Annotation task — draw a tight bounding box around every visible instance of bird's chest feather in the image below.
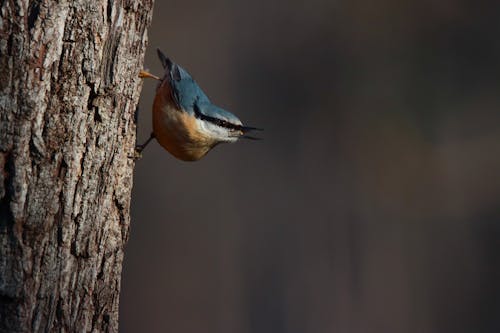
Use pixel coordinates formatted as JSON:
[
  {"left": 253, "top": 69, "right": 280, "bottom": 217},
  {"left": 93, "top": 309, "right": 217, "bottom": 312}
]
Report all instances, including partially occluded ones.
[{"left": 152, "top": 80, "right": 215, "bottom": 160}]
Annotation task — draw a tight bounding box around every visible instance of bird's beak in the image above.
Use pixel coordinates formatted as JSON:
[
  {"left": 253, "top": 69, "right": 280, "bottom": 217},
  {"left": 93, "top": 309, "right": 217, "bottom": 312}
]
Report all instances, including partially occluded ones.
[
  {"left": 241, "top": 125, "right": 263, "bottom": 132},
  {"left": 240, "top": 126, "right": 263, "bottom": 140},
  {"left": 241, "top": 135, "right": 261, "bottom": 140}
]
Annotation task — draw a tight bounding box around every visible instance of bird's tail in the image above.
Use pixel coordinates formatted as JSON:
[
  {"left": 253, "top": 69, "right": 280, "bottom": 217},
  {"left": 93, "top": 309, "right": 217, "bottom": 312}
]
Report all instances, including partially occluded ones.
[
  {"left": 157, "top": 49, "right": 173, "bottom": 70},
  {"left": 157, "top": 48, "right": 183, "bottom": 81}
]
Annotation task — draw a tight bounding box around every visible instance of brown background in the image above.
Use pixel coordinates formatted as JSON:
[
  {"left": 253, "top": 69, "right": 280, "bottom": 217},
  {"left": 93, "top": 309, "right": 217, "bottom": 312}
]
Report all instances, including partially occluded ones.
[{"left": 120, "top": 1, "right": 500, "bottom": 332}]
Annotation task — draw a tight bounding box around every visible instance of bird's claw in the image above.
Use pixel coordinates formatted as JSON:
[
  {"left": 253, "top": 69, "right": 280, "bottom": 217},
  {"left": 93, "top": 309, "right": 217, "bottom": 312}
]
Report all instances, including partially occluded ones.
[{"left": 128, "top": 147, "right": 144, "bottom": 161}]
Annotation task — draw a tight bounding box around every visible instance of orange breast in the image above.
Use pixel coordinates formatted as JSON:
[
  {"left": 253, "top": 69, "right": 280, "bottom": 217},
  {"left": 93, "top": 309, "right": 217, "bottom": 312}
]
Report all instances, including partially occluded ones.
[{"left": 152, "top": 80, "right": 216, "bottom": 161}]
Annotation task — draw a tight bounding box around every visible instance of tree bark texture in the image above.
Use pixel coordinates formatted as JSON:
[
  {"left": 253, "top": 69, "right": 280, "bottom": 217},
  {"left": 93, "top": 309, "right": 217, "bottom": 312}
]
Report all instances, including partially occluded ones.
[{"left": 0, "top": 0, "right": 153, "bottom": 331}]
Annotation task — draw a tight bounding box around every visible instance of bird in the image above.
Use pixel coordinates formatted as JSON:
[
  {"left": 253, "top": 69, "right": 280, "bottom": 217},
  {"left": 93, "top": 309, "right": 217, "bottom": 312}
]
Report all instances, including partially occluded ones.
[{"left": 136, "top": 49, "right": 260, "bottom": 161}]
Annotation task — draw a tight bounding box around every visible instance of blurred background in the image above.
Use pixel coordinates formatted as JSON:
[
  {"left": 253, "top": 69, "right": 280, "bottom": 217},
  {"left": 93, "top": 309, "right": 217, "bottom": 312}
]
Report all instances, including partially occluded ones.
[{"left": 120, "top": 1, "right": 500, "bottom": 332}]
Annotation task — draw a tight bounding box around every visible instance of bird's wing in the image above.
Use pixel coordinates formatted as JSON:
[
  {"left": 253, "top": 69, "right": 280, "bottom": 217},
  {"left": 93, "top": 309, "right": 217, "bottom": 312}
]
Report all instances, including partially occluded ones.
[
  {"left": 156, "top": 49, "right": 243, "bottom": 126},
  {"left": 156, "top": 49, "right": 211, "bottom": 114},
  {"left": 169, "top": 71, "right": 211, "bottom": 115}
]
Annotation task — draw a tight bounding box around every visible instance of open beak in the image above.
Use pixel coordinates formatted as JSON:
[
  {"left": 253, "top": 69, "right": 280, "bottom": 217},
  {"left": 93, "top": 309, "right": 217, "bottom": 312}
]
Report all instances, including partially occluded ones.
[
  {"left": 241, "top": 135, "right": 261, "bottom": 140},
  {"left": 240, "top": 125, "right": 263, "bottom": 140}
]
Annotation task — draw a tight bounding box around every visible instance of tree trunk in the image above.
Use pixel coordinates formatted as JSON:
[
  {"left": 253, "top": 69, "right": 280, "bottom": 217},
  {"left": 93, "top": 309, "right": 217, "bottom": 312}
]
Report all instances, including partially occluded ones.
[{"left": 0, "top": 0, "right": 153, "bottom": 331}]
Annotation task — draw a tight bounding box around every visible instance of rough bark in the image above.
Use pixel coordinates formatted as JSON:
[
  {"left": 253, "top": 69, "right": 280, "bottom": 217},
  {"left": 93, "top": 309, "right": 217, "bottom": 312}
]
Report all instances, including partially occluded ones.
[{"left": 0, "top": 0, "right": 153, "bottom": 331}]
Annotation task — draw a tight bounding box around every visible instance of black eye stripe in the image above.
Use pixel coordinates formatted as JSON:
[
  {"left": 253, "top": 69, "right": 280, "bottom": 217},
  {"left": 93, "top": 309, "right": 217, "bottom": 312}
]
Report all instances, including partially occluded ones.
[{"left": 193, "top": 104, "right": 241, "bottom": 131}]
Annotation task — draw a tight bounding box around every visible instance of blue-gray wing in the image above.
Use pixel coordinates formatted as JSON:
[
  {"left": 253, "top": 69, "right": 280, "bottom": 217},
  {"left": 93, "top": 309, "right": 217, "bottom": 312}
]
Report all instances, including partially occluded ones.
[
  {"left": 157, "top": 50, "right": 242, "bottom": 125},
  {"left": 169, "top": 65, "right": 211, "bottom": 115}
]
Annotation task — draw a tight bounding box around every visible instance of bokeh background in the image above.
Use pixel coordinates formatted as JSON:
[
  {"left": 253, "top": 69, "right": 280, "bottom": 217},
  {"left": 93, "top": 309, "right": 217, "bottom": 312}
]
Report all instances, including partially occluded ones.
[{"left": 120, "top": 1, "right": 500, "bottom": 332}]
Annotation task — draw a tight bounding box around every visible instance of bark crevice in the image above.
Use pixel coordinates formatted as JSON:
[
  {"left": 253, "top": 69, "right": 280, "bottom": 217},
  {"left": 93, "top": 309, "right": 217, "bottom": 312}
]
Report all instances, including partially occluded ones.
[{"left": 0, "top": 0, "right": 154, "bottom": 331}]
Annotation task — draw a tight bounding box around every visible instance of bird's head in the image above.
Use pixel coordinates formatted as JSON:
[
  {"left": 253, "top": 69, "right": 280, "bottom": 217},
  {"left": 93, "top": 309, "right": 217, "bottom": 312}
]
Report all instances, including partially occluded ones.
[{"left": 193, "top": 103, "right": 261, "bottom": 144}]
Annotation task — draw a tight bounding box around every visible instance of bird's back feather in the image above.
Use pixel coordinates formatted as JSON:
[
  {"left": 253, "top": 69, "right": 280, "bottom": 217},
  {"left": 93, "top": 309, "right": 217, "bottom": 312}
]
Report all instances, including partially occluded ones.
[{"left": 157, "top": 49, "right": 242, "bottom": 125}]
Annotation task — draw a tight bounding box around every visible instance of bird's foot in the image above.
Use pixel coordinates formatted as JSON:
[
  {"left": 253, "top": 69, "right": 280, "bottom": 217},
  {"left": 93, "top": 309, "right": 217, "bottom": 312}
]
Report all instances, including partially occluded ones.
[
  {"left": 129, "top": 140, "right": 149, "bottom": 160},
  {"left": 129, "top": 133, "right": 155, "bottom": 160},
  {"left": 128, "top": 147, "right": 144, "bottom": 161}
]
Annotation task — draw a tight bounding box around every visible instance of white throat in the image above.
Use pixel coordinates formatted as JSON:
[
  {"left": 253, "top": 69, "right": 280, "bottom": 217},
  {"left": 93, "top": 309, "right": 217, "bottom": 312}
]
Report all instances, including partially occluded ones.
[{"left": 196, "top": 118, "right": 238, "bottom": 143}]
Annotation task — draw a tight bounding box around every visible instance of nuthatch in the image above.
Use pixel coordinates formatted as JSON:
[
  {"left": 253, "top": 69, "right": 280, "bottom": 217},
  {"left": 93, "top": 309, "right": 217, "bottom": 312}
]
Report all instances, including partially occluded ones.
[{"left": 136, "top": 49, "right": 260, "bottom": 161}]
